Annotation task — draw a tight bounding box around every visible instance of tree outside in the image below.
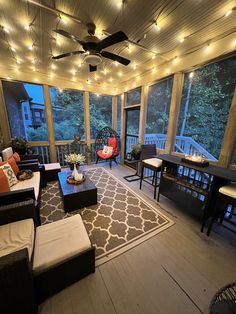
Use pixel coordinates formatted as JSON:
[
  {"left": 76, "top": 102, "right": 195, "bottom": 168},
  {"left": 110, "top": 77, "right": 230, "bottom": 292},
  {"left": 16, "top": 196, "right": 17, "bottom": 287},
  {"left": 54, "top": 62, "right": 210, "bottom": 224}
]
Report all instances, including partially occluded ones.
[
  {"left": 176, "top": 55, "right": 236, "bottom": 159},
  {"left": 89, "top": 94, "right": 112, "bottom": 139}
]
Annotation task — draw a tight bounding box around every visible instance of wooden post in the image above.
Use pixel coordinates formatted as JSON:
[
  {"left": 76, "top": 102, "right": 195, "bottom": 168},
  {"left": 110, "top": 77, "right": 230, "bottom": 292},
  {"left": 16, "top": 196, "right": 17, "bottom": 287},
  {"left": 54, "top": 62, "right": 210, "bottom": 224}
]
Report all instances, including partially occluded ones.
[
  {"left": 0, "top": 81, "right": 11, "bottom": 147},
  {"left": 120, "top": 93, "right": 126, "bottom": 164},
  {"left": 84, "top": 91, "right": 91, "bottom": 164},
  {"left": 218, "top": 86, "right": 236, "bottom": 167},
  {"left": 112, "top": 96, "right": 117, "bottom": 131},
  {"left": 138, "top": 85, "right": 148, "bottom": 144},
  {"left": 165, "top": 73, "right": 184, "bottom": 154},
  {"left": 43, "top": 85, "right": 57, "bottom": 162}
]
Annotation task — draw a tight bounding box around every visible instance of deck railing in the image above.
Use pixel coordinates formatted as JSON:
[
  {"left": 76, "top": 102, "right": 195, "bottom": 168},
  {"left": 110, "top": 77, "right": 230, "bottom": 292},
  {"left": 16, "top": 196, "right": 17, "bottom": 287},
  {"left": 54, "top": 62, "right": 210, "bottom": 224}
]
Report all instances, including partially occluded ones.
[{"left": 29, "top": 133, "right": 217, "bottom": 166}]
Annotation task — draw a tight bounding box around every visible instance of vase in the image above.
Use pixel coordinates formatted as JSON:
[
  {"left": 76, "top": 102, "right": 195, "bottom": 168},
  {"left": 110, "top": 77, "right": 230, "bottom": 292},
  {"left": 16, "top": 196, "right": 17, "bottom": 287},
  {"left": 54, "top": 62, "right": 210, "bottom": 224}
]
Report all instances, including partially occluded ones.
[{"left": 72, "top": 163, "right": 80, "bottom": 178}]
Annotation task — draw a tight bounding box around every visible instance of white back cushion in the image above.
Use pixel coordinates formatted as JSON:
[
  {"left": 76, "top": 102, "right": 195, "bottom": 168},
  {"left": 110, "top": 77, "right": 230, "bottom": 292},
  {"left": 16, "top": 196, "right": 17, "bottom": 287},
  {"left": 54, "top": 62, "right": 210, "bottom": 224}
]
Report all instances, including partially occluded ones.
[{"left": 2, "top": 147, "right": 13, "bottom": 161}]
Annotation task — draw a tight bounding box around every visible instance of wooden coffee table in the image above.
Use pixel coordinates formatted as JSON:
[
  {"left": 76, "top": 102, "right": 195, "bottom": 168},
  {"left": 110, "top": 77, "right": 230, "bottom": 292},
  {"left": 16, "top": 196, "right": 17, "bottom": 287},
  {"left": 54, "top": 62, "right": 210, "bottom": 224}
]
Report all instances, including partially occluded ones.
[{"left": 58, "top": 171, "right": 97, "bottom": 212}]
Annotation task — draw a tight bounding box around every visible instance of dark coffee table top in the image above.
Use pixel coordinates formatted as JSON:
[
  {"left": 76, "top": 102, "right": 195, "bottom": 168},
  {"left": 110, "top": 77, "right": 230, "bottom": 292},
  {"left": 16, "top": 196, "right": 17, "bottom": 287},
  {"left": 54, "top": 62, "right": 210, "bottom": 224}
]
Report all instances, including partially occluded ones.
[{"left": 58, "top": 171, "right": 97, "bottom": 196}]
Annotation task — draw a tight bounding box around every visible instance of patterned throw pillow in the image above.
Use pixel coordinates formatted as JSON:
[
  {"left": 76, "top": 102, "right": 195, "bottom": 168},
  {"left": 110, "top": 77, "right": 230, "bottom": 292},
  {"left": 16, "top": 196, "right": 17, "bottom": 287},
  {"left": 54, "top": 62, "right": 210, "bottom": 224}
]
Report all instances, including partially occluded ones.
[
  {"left": 102, "top": 146, "right": 113, "bottom": 155},
  {"left": 0, "top": 163, "right": 18, "bottom": 187}
]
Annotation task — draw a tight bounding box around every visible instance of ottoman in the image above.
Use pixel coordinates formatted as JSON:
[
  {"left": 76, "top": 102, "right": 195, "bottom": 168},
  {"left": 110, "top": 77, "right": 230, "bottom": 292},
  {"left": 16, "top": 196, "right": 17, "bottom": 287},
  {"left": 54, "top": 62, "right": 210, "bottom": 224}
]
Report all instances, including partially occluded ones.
[
  {"left": 43, "top": 163, "right": 61, "bottom": 182},
  {"left": 33, "top": 215, "right": 95, "bottom": 302}
]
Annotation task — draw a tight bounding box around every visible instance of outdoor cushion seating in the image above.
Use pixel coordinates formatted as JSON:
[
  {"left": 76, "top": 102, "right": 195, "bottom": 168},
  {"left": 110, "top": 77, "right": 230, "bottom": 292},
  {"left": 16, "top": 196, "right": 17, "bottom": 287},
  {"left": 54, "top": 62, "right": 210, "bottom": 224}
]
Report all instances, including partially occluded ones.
[
  {"left": 0, "top": 218, "right": 35, "bottom": 260},
  {"left": 10, "top": 171, "right": 40, "bottom": 200},
  {"left": 0, "top": 200, "right": 95, "bottom": 312},
  {"left": 95, "top": 126, "right": 120, "bottom": 169},
  {"left": 139, "top": 144, "right": 163, "bottom": 200}
]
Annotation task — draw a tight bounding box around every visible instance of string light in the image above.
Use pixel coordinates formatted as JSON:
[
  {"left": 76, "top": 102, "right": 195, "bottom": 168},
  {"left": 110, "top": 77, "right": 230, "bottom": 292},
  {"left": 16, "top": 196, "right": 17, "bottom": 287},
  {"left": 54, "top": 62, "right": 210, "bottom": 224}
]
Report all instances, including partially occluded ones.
[
  {"left": 24, "top": 24, "right": 31, "bottom": 31},
  {"left": 10, "top": 47, "right": 16, "bottom": 52},
  {"left": 114, "top": 61, "right": 119, "bottom": 67},
  {"left": 51, "top": 64, "right": 56, "bottom": 70},
  {"left": 152, "top": 67, "right": 157, "bottom": 73},
  {"left": 154, "top": 22, "right": 161, "bottom": 31},
  {"left": 173, "top": 56, "right": 179, "bottom": 64},
  {"left": 152, "top": 55, "right": 156, "bottom": 60},
  {"left": 118, "top": 71, "right": 123, "bottom": 77},
  {"left": 179, "top": 37, "right": 185, "bottom": 43},
  {"left": 2, "top": 26, "right": 10, "bottom": 33},
  {"left": 133, "top": 63, "right": 137, "bottom": 70},
  {"left": 109, "top": 77, "right": 113, "bottom": 82},
  {"left": 189, "top": 72, "right": 194, "bottom": 78},
  {"left": 225, "top": 10, "right": 232, "bottom": 17}
]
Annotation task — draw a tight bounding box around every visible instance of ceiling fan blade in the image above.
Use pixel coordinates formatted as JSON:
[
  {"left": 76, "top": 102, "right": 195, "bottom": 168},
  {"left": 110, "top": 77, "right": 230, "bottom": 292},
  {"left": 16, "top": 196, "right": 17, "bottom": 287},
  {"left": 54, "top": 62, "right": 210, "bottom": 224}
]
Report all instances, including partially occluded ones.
[
  {"left": 89, "top": 65, "right": 97, "bottom": 72},
  {"left": 101, "top": 51, "right": 130, "bottom": 66},
  {"left": 52, "top": 51, "right": 84, "bottom": 60},
  {"left": 53, "top": 29, "right": 84, "bottom": 45},
  {"left": 96, "top": 31, "right": 128, "bottom": 51}
]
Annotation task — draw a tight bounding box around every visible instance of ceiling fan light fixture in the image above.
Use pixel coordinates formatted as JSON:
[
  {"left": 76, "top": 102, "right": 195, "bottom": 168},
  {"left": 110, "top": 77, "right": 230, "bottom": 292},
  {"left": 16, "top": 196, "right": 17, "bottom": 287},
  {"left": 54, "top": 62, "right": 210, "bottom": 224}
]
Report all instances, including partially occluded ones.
[{"left": 84, "top": 53, "right": 102, "bottom": 66}]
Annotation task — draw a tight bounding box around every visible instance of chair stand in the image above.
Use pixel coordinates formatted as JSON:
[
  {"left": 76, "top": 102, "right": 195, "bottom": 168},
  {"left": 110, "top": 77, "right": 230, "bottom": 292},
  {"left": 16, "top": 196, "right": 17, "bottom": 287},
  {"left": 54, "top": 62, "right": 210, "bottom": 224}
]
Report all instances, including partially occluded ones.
[{"left": 206, "top": 191, "right": 236, "bottom": 236}]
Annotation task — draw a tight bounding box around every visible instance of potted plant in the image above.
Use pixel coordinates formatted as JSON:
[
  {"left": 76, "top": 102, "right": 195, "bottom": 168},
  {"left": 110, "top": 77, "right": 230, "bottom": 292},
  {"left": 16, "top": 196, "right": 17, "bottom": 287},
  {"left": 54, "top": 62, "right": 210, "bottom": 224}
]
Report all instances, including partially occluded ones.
[
  {"left": 131, "top": 143, "right": 141, "bottom": 160},
  {"left": 10, "top": 137, "right": 29, "bottom": 155}
]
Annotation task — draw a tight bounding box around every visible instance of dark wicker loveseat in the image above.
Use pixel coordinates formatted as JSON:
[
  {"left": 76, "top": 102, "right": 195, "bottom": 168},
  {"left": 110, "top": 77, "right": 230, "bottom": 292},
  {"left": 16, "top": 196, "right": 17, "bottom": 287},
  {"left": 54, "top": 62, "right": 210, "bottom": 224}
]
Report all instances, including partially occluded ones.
[{"left": 0, "top": 200, "right": 95, "bottom": 314}]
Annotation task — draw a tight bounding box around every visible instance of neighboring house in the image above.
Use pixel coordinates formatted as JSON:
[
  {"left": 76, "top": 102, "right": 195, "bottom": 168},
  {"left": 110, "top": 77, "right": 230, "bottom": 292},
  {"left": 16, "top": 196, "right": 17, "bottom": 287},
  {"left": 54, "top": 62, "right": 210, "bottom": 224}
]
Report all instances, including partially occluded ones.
[{"left": 2, "top": 81, "right": 46, "bottom": 139}]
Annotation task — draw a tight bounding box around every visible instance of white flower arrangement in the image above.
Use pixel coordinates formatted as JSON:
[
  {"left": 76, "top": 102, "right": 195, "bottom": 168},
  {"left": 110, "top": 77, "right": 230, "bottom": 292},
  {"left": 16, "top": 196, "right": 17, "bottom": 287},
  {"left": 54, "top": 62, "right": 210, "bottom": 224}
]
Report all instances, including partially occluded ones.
[{"left": 64, "top": 153, "right": 85, "bottom": 164}]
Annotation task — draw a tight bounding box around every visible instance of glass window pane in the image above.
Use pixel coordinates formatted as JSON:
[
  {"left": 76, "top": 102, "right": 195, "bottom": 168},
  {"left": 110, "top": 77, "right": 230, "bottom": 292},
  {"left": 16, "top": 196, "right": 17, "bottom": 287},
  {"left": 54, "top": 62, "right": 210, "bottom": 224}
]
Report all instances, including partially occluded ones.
[
  {"left": 145, "top": 77, "right": 173, "bottom": 149},
  {"left": 2, "top": 81, "right": 48, "bottom": 141},
  {"left": 90, "top": 93, "right": 112, "bottom": 139},
  {"left": 50, "top": 88, "right": 84, "bottom": 141},
  {"left": 125, "top": 108, "right": 140, "bottom": 155},
  {"left": 175, "top": 55, "right": 236, "bottom": 160},
  {"left": 117, "top": 95, "right": 121, "bottom": 135},
  {"left": 126, "top": 87, "right": 141, "bottom": 106}
]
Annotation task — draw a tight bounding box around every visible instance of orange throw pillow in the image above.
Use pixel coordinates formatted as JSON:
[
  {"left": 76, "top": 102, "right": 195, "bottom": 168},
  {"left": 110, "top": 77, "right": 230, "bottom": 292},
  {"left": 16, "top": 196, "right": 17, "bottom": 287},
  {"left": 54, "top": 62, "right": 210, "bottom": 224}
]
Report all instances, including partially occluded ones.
[
  {"left": 0, "top": 169, "right": 10, "bottom": 192},
  {"left": 0, "top": 157, "right": 19, "bottom": 175},
  {"left": 13, "top": 152, "right": 21, "bottom": 162}
]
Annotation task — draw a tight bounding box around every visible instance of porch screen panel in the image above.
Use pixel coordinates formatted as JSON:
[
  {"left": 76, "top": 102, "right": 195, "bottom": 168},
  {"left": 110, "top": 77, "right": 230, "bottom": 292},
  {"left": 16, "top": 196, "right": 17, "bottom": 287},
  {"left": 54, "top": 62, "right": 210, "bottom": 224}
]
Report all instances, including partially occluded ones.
[
  {"left": 2, "top": 80, "right": 48, "bottom": 141},
  {"left": 50, "top": 88, "right": 84, "bottom": 140},
  {"left": 145, "top": 77, "right": 173, "bottom": 149},
  {"left": 126, "top": 87, "right": 141, "bottom": 106},
  {"left": 175, "top": 55, "right": 236, "bottom": 160},
  {"left": 89, "top": 93, "right": 112, "bottom": 139},
  {"left": 117, "top": 95, "right": 122, "bottom": 135}
]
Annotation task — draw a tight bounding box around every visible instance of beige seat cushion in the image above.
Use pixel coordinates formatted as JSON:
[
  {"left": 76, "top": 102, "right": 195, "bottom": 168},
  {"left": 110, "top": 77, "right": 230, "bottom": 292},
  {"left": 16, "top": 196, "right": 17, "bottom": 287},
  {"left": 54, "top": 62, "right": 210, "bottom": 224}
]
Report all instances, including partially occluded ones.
[
  {"left": 33, "top": 214, "right": 91, "bottom": 274},
  {"left": 10, "top": 171, "right": 40, "bottom": 200},
  {"left": 219, "top": 183, "right": 236, "bottom": 199},
  {"left": 0, "top": 219, "right": 34, "bottom": 260},
  {"left": 44, "top": 163, "right": 61, "bottom": 171},
  {"left": 143, "top": 158, "right": 162, "bottom": 168}
]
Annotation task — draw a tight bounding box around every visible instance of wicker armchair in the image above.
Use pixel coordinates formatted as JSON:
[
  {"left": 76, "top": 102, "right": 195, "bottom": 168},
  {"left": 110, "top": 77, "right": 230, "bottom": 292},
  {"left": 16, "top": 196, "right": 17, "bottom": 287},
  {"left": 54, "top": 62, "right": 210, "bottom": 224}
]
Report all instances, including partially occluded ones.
[{"left": 95, "top": 126, "right": 120, "bottom": 169}]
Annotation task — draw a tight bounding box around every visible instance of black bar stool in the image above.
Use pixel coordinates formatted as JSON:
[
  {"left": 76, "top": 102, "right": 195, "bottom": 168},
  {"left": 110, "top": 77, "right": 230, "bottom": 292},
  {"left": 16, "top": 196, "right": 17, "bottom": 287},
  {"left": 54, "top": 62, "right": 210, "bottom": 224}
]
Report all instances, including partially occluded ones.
[
  {"left": 139, "top": 144, "right": 162, "bottom": 199},
  {"left": 207, "top": 182, "right": 236, "bottom": 236}
]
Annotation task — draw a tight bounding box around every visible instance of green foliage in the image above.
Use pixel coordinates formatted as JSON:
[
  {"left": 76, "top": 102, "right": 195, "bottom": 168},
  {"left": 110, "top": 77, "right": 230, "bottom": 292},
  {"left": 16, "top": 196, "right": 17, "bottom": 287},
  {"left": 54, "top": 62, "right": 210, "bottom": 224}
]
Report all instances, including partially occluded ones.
[
  {"left": 177, "top": 57, "right": 236, "bottom": 159},
  {"left": 89, "top": 94, "right": 112, "bottom": 139},
  {"left": 146, "top": 78, "right": 173, "bottom": 134},
  {"left": 51, "top": 89, "right": 84, "bottom": 141}
]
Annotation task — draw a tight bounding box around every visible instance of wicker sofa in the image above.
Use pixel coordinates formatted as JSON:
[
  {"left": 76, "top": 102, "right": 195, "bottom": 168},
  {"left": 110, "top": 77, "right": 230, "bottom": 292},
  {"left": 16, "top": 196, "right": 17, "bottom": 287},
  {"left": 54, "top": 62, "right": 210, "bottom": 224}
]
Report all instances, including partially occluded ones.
[{"left": 0, "top": 200, "right": 95, "bottom": 314}]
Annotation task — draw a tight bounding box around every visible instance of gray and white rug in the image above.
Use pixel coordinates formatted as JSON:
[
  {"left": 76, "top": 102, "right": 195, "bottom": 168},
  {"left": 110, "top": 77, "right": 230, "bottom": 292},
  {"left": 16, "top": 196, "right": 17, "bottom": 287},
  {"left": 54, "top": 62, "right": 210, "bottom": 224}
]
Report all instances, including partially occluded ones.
[{"left": 40, "top": 167, "right": 174, "bottom": 265}]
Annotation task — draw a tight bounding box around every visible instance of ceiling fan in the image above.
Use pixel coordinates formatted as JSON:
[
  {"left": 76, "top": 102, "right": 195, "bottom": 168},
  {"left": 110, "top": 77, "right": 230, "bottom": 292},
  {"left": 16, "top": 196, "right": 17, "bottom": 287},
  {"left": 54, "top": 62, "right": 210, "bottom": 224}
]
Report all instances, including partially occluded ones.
[{"left": 52, "top": 23, "right": 131, "bottom": 72}]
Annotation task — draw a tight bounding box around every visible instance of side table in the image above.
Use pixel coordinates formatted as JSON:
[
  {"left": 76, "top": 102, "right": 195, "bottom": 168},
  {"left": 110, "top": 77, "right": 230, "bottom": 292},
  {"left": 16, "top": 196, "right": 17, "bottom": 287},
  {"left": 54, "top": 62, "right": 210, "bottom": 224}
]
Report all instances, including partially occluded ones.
[{"left": 124, "top": 159, "right": 141, "bottom": 182}]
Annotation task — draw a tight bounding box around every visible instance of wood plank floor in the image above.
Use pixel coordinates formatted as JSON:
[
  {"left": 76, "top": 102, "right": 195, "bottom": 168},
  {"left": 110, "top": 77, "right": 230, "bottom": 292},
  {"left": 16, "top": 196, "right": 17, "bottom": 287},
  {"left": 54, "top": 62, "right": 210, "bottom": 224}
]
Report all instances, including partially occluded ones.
[{"left": 40, "top": 163, "right": 236, "bottom": 314}]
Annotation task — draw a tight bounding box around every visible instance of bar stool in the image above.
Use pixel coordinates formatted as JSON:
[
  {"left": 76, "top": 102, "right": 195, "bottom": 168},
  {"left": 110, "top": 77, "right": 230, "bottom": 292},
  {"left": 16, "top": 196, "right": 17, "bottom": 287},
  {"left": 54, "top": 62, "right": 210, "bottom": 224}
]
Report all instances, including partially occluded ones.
[
  {"left": 139, "top": 144, "right": 162, "bottom": 199},
  {"left": 207, "top": 182, "right": 236, "bottom": 236}
]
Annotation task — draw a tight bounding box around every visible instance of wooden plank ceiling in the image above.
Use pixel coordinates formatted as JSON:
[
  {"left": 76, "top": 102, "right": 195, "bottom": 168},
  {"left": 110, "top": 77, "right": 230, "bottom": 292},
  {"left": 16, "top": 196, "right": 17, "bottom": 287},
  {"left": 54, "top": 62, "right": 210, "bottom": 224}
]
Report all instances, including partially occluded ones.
[{"left": 0, "top": 0, "right": 235, "bottom": 89}]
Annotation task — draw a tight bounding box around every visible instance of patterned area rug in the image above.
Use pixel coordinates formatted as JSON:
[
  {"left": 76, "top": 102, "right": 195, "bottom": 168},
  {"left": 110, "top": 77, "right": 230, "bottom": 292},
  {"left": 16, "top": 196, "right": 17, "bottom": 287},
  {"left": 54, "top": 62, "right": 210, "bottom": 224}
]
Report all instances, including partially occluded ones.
[{"left": 40, "top": 167, "right": 174, "bottom": 265}]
